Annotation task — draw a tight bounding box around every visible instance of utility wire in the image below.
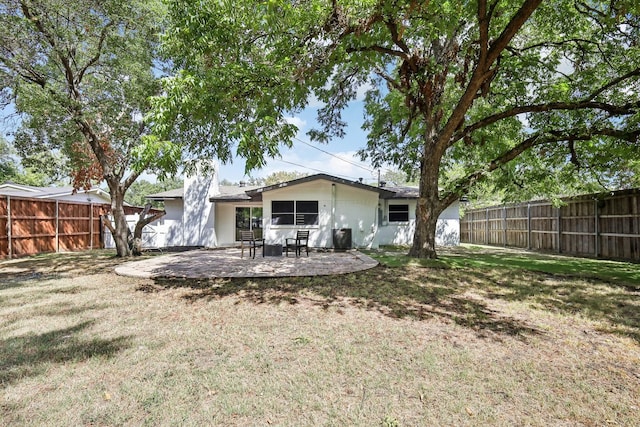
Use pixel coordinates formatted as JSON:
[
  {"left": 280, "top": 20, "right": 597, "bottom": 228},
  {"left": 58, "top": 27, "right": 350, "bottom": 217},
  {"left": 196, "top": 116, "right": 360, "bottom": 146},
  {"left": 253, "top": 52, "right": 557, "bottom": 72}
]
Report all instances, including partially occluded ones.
[
  {"left": 293, "top": 137, "right": 375, "bottom": 173},
  {"left": 273, "top": 158, "right": 369, "bottom": 181}
]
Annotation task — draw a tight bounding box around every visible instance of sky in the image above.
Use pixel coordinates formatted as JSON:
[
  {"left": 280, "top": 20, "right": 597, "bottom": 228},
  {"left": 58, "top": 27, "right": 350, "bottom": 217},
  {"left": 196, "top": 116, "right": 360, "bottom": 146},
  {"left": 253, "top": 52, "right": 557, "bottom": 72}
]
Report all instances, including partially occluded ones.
[{"left": 217, "top": 99, "right": 385, "bottom": 186}]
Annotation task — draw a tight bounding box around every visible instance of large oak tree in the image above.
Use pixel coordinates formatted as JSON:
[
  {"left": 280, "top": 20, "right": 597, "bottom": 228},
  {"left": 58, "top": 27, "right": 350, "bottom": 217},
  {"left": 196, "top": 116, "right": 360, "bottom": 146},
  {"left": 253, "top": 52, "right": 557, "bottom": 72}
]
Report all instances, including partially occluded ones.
[
  {"left": 0, "top": 0, "right": 173, "bottom": 256},
  {"left": 155, "top": 0, "right": 639, "bottom": 258}
]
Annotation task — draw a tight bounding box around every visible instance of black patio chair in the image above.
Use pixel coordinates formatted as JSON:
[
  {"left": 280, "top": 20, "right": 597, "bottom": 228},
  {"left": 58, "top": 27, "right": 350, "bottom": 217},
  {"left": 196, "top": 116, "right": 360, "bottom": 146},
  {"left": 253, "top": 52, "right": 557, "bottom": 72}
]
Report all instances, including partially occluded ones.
[
  {"left": 285, "top": 230, "right": 310, "bottom": 257},
  {"left": 240, "top": 230, "right": 264, "bottom": 258}
]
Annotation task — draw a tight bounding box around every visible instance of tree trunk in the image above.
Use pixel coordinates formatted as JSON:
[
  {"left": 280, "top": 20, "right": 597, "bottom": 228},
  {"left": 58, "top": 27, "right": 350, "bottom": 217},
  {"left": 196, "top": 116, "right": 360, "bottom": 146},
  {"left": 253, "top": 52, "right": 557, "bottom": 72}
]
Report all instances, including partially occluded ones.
[
  {"left": 132, "top": 204, "right": 166, "bottom": 255},
  {"left": 409, "top": 137, "right": 446, "bottom": 259},
  {"left": 109, "top": 185, "right": 132, "bottom": 257},
  {"left": 409, "top": 203, "right": 439, "bottom": 258},
  {"left": 409, "top": 183, "right": 444, "bottom": 258}
]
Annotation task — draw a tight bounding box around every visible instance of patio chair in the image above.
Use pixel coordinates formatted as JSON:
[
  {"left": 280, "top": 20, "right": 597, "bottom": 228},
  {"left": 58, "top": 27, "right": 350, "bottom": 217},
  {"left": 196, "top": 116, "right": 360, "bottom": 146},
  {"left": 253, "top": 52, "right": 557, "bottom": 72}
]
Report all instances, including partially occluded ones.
[
  {"left": 285, "top": 230, "right": 310, "bottom": 257},
  {"left": 240, "top": 230, "right": 265, "bottom": 258}
]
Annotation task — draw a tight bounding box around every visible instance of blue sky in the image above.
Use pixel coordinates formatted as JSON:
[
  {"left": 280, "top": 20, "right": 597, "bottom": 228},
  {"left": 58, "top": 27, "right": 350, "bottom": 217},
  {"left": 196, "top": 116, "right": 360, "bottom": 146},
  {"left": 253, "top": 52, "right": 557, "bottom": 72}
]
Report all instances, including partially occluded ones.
[{"left": 217, "top": 98, "right": 385, "bottom": 185}]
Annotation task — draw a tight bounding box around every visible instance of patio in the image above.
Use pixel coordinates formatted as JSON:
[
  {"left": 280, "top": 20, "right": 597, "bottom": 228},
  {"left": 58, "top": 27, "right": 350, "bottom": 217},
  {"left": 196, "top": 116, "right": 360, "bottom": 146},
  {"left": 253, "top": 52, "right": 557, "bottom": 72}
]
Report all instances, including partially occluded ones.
[{"left": 114, "top": 248, "right": 379, "bottom": 279}]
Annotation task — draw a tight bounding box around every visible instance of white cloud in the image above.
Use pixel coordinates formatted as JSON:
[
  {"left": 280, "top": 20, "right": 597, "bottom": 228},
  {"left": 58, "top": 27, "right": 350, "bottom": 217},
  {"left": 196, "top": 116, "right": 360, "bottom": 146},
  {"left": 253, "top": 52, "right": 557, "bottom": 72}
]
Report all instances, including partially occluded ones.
[
  {"left": 283, "top": 116, "right": 306, "bottom": 130},
  {"left": 261, "top": 149, "right": 377, "bottom": 183}
]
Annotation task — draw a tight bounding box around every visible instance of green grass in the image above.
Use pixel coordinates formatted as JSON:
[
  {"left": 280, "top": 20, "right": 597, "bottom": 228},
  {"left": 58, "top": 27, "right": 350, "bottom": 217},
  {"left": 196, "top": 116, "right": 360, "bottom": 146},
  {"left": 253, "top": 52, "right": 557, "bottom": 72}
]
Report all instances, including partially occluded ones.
[
  {"left": 368, "top": 244, "right": 640, "bottom": 287},
  {"left": 1, "top": 247, "right": 639, "bottom": 426}
]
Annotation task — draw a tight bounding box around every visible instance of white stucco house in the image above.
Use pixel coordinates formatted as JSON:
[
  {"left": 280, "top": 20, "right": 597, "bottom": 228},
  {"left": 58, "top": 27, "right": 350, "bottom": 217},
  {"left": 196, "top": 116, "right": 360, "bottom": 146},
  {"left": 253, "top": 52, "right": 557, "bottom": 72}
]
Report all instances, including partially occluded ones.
[{"left": 145, "top": 169, "right": 460, "bottom": 250}]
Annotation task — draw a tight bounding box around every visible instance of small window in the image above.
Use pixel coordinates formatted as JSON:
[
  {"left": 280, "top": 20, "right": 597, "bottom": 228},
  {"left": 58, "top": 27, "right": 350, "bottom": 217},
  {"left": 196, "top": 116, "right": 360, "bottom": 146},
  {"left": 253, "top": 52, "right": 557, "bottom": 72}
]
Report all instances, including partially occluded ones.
[
  {"left": 272, "top": 200, "right": 294, "bottom": 225},
  {"left": 389, "top": 204, "right": 409, "bottom": 222},
  {"left": 296, "top": 201, "right": 318, "bottom": 225}
]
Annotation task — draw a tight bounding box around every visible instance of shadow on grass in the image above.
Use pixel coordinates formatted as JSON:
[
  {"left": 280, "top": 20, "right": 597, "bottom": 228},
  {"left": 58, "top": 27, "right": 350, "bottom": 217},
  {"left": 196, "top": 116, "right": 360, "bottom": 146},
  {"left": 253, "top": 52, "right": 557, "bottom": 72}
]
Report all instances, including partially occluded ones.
[
  {"left": 483, "top": 272, "right": 640, "bottom": 342},
  {"left": 371, "top": 248, "right": 640, "bottom": 342},
  {"left": 0, "top": 321, "right": 131, "bottom": 387},
  {"left": 0, "top": 249, "right": 164, "bottom": 280},
  {"left": 143, "top": 265, "right": 541, "bottom": 340}
]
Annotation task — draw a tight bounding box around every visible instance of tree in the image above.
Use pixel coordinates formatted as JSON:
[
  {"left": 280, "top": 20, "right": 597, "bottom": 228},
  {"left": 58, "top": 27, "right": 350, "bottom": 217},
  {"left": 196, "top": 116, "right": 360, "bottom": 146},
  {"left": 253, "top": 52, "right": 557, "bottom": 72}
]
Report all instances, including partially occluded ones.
[
  {"left": 0, "top": 0, "right": 174, "bottom": 256},
  {"left": 263, "top": 171, "right": 309, "bottom": 186},
  {"left": 126, "top": 177, "right": 183, "bottom": 208},
  {"left": 381, "top": 169, "right": 418, "bottom": 186},
  {"left": 0, "top": 136, "right": 18, "bottom": 182},
  {"left": 156, "top": 0, "right": 639, "bottom": 258},
  {"left": 0, "top": 136, "right": 61, "bottom": 185}
]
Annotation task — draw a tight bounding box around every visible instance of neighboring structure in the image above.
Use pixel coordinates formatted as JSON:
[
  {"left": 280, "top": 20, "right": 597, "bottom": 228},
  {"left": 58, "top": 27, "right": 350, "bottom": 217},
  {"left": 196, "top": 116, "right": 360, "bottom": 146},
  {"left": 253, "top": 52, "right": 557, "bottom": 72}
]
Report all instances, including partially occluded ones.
[
  {"left": 0, "top": 182, "right": 112, "bottom": 204},
  {"left": 146, "top": 170, "right": 460, "bottom": 249},
  {"left": 0, "top": 182, "right": 153, "bottom": 250}
]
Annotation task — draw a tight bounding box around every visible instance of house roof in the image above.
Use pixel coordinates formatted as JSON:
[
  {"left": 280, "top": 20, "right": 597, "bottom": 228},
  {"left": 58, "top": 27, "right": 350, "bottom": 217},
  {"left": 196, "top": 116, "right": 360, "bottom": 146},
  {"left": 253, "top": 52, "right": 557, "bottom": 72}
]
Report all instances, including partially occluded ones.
[
  {"left": 147, "top": 174, "right": 420, "bottom": 203},
  {"left": 384, "top": 186, "right": 419, "bottom": 199},
  {"left": 243, "top": 173, "right": 396, "bottom": 199},
  {"left": 148, "top": 184, "right": 261, "bottom": 201},
  {"left": 0, "top": 182, "right": 111, "bottom": 202},
  {"left": 145, "top": 188, "right": 184, "bottom": 200}
]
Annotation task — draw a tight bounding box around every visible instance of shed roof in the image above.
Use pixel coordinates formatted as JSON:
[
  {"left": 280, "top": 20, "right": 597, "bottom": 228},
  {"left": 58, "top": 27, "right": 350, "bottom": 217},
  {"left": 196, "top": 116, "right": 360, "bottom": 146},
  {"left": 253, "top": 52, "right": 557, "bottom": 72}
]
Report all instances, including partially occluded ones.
[{"left": 0, "top": 182, "right": 111, "bottom": 201}]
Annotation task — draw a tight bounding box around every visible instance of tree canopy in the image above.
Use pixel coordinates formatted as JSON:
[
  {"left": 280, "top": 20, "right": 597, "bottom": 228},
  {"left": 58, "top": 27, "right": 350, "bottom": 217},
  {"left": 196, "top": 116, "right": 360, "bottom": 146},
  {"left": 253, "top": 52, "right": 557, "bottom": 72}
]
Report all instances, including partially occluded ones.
[
  {"left": 0, "top": 0, "right": 173, "bottom": 256},
  {"left": 151, "top": 0, "right": 640, "bottom": 257}
]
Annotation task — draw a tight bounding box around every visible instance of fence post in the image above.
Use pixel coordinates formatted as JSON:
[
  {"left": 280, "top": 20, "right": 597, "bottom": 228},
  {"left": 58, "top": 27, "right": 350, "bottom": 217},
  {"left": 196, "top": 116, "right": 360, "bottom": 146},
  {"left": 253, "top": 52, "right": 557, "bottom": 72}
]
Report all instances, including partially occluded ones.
[
  {"left": 56, "top": 200, "right": 60, "bottom": 253},
  {"left": 594, "top": 199, "right": 600, "bottom": 258},
  {"left": 90, "top": 203, "right": 94, "bottom": 250},
  {"left": 503, "top": 206, "right": 507, "bottom": 247},
  {"left": 7, "top": 196, "right": 11, "bottom": 259},
  {"left": 485, "top": 208, "right": 489, "bottom": 245},
  {"left": 557, "top": 205, "right": 562, "bottom": 254},
  {"left": 527, "top": 203, "right": 531, "bottom": 250}
]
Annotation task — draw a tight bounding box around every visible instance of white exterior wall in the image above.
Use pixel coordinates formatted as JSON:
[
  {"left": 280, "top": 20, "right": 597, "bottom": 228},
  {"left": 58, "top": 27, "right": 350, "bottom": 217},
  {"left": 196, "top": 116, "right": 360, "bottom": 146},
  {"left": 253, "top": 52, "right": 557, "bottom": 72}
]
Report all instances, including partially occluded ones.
[
  {"left": 374, "top": 199, "right": 460, "bottom": 247},
  {"left": 214, "top": 201, "right": 262, "bottom": 246},
  {"left": 182, "top": 163, "right": 219, "bottom": 247},
  {"left": 333, "top": 184, "right": 379, "bottom": 248},
  {"left": 262, "top": 180, "right": 380, "bottom": 248},
  {"left": 158, "top": 199, "right": 185, "bottom": 247}
]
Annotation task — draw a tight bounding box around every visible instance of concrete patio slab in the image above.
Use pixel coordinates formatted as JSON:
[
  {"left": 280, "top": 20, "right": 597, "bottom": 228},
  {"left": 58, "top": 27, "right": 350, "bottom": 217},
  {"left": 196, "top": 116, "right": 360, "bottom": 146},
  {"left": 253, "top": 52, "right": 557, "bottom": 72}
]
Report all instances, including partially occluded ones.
[{"left": 114, "top": 248, "right": 379, "bottom": 279}]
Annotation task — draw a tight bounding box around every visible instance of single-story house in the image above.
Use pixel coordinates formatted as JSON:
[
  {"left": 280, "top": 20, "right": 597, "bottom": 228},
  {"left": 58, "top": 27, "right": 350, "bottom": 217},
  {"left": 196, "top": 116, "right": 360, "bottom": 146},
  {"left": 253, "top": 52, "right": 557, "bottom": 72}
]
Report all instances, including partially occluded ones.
[{"left": 146, "top": 168, "right": 459, "bottom": 249}]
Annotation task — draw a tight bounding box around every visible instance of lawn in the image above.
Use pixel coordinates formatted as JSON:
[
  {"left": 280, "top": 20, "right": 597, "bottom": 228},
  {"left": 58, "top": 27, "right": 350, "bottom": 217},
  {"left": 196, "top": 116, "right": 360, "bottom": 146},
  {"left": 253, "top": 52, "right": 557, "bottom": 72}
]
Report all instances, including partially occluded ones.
[{"left": 1, "top": 246, "right": 638, "bottom": 426}]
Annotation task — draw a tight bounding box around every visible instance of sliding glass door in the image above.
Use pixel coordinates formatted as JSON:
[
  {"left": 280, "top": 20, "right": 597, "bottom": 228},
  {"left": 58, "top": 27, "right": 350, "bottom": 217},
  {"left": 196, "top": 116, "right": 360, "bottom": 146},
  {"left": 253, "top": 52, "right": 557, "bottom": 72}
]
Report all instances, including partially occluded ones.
[{"left": 235, "top": 207, "right": 263, "bottom": 241}]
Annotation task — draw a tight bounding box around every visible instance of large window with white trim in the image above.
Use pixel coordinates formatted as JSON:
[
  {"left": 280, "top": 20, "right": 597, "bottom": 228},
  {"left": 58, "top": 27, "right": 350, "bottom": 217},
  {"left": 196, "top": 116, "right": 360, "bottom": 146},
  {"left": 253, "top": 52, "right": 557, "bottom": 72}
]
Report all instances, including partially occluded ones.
[
  {"left": 271, "top": 200, "right": 318, "bottom": 225},
  {"left": 388, "top": 204, "right": 409, "bottom": 222}
]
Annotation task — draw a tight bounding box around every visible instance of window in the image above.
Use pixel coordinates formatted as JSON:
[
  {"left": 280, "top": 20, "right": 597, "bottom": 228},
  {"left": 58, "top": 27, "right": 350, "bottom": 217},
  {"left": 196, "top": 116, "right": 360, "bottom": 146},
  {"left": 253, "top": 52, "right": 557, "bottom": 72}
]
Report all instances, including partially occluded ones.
[
  {"left": 271, "top": 200, "right": 319, "bottom": 225},
  {"left": 389, "top": 204, "right": 409, "bottom": 222},
  {"left": 295, "top": 201, "right": 319, "bottom": 225},
  {"left": 271, "top": 201, "right": 294, "bottom": 225}
]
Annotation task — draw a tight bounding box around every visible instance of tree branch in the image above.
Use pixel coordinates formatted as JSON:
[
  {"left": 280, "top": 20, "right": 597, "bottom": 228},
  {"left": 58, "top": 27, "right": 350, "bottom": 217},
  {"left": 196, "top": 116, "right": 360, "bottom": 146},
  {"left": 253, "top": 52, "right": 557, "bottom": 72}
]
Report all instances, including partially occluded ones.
[
  {"left": 441, "top": 126, "right": 640, "bottom": 206},
  {"left": 585, "top": 68, "right": 640, "bottom": 101},
  {"left": 384, "top": 17, "right": 410, "bottom": 55},
  {"left": 486, "top": 0, "right": 544, "bottom": 65},
  {"left": 454, "top": 100, "right": 640, "bottom": 143},
  {"left": 76, "top": 21, "right": 114, "bottom": 85},
  {"left": 346, "top": 44, "right": 408, "bottom": 59},
  {"left": 438, "top": 0, "right": 543, "bottom": 150}
]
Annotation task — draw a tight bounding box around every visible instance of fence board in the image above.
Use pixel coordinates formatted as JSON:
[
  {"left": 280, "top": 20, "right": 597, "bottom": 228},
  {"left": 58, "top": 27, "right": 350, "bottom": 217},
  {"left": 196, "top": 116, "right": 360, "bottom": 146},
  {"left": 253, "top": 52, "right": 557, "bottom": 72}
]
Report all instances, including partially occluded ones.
[
  {"left": 0, "top": 195, "right": 112, "bottom": 259},
  {"left": 460, "top": 188, "right": 640, "bottom": 262}
]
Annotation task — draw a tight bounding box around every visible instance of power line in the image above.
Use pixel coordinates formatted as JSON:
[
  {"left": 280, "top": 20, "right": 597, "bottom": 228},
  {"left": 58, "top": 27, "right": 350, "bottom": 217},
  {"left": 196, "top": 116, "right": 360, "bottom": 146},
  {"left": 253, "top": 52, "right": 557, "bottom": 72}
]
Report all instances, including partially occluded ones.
[
  {"left": 293, "top": 137, "right": 375, "bottom": 173},
  {"left": 273, "top": 158, "right": 366, "bottom": 181}
]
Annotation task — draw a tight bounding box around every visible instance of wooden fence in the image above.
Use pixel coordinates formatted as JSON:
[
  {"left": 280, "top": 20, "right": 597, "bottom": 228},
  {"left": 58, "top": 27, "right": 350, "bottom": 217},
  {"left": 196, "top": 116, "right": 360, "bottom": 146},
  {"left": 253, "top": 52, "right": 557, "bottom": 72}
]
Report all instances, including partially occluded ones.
[
  {"left": 460, "top": 188, "right": 640, "bottom": 262},
  {"left": 0, "top": 195, "right": 111, "bottom": 259}
]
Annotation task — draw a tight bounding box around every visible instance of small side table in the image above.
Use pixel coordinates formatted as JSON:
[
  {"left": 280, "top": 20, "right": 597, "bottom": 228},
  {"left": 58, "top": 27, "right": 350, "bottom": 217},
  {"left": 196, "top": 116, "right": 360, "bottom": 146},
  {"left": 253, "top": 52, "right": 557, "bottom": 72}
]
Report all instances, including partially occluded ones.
[{"left": 264, "top": 243, "right": 283, "bottom": 257}]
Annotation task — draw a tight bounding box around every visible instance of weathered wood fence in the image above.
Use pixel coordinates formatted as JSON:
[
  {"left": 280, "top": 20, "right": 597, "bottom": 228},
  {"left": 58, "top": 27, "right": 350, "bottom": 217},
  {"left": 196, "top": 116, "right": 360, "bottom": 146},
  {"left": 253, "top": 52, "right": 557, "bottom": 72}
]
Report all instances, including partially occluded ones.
[
  {"left": 460, "top": 188, "right": 640, "bottom": 262},
  {"left": 0, "top": 196, "right": 111, "bottom": 259}
]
